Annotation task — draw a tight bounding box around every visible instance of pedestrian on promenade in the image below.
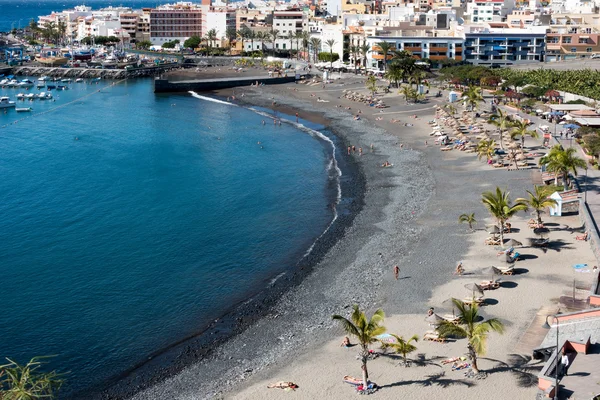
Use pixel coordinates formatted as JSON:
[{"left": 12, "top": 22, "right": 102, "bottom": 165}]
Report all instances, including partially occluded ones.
[{"left": 393, "top": 265, "right": 399, "bottom": 280}]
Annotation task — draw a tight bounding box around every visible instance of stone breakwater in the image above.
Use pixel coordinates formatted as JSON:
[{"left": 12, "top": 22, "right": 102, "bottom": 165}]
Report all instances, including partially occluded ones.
[{"left": 12, "top": 64, "right": 181, "bottom": 79}]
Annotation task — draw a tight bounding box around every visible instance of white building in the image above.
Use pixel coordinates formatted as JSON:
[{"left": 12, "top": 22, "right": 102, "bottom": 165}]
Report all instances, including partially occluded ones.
[
  {"left": 465, "top": 0, "right": 516, "bottom": 23},
  {"left": 319, "top": 23, "right": 344, "bottom": 59},
  {"left": 272, "top": 11, "right": 306, "bottom": 51},
  {"left": 327, "top": 0, "right": 343, "bottom": 17},
  {"left": 550, "top": 0, "right": 598, "bottom": 14},
  {"left": 204, "top": 9, "right": 237, "bottom": 41}
]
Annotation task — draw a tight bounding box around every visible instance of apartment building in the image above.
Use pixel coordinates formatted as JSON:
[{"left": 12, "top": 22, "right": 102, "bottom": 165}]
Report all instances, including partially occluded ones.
[
  {"left": 149, "top": 5, "right": 203, "bottom": 44},
  {"left": 464, "top": 0, "right": 515, "bottom": 23},
  {"left": 545, "top": 14, "right": 600, "bottom": 61},
  {"left": 462, "top": 25, "right": 546, "bottom": 65},
  {"left": 366, "top": 29, "right": 464, "bottom": 68},
  {"left": 204, "top": 9, "right": 236, "bottom": 40},
  {"left": 273, "top": 11, "right": 306, "bottom": 50}
]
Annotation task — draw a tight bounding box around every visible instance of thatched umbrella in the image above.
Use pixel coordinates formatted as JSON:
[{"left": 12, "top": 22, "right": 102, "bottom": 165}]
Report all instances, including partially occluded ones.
[
  {"left": 483, "top": 266, "right": 502, "bottom": 281},
  {"left": 465, "top": 283, "right": 484, "bottom": 297},
  {"left": 425, "top": 313, "right": 445, "bottom": 326}
]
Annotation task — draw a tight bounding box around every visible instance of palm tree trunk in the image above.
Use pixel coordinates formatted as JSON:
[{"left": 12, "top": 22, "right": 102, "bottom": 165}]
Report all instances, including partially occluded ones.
[
  {"left": 468, "top": 343, "right": 479, "bottom": 373},
  {"left": 564, "top": 172, "right": 569, "bottom": 190},
  {"left": 361, "top": 345, "right": 369, "bottom": 388},
  {"left": 536, "top": 210, "right": 542, "bottom": 225},
  {"left": 499, "top": 220, "right": 505, "bottom": 248}
]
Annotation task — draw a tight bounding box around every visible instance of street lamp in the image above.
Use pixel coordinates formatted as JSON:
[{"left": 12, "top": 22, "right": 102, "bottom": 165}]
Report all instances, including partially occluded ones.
[
  {"left": 542, "top": 315, "right": 560, "bottom": 400},
  {"left": 585, "top": 167, "right": 588, "bottom": 203}
]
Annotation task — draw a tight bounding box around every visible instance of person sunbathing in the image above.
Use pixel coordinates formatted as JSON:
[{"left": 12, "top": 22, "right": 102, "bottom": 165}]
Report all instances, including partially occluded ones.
[
  {"left": 267, "top": 381, "right": 299, "bottom": 389},
  {"left": 341, "top": 336, "right": 351, "bottom": 347},
  {"left": 576, "top": 232, "right": 589, "bottom": 241},
  {"left": 453, "top": 262, "right": 464, "bottom": 275}
]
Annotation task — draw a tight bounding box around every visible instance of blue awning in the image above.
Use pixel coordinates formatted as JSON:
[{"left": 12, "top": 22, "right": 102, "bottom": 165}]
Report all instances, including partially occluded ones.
[
  {"left": 7, "top": 75, "right": 14, "bottom": 79},
  {"left": 493, "top": 45, "right": 504, "bottom": 50}
]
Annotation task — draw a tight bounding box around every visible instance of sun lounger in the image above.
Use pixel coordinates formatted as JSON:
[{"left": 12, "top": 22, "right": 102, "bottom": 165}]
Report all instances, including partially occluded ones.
[
  {"left": 480, "top": 280, "right": 500, "bottom": 290},
  {"left": 423, "top": 332, "right": 446, "bottom": 342},
  {"left": 500, "top": 266, "right": 514, "bottom": 275},
  {"left": 462, "top": 297, "right": 484, "bottom": 306}
]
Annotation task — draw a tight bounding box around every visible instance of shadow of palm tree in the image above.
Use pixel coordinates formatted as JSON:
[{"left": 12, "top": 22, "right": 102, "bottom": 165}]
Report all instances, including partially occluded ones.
[
  {"left": 480, "top": 354, "right": 544, "bottom": 388},
  {"left": 410, "top": 353, "right": 446, "bottom": 368},
  {"left": 378, "top": 371, "right": 477, "bottom": 389}
]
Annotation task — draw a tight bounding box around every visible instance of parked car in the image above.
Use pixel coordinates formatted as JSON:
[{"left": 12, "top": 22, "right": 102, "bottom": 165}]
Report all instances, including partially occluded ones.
[{"left": 592, "top": 53, "right": 600, "bottom": 59}]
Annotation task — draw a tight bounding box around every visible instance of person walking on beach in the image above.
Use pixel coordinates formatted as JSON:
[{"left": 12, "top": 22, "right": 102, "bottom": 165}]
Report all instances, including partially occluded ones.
[
  {"left": 296, "top": 112, "right": 299, "bottom": 123},
  {"left": 393, "top": 265, "right": 399, "bottom": 280},
  {"left": 359, "top": 147, "right": 363, "bottom": 156},
  {"left": 348, "top": 146, "right": 351, "bottom": 155}
]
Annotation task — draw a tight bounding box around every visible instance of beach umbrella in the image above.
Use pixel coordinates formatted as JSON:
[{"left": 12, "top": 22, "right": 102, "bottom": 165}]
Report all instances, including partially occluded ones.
[
  {"left": 464, "top": 283, "right": 484, "bottom": 296},
  {"left": 376, "top": 333, "right": 398, "bottom": 344},
  {"left": 483, "top": 266, "right": 502, "bottom": 281},
  {"left": 563, "top": 123, "right": 580, "bottom": 130},
  {"left": 425, "top": 313, "right": 445, "bottom": 325},
  {"left": 549, "top": 111, "right": 564, "bottom": 116},
  {"left": 536, "top": 109, "right": 544, "bottom": 114}
]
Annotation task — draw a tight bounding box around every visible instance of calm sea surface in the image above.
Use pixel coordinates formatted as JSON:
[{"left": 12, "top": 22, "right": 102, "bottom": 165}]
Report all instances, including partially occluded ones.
[
  {"left": 0, "top": 0, "right": 170, "bottom": 32},
  {"left": 0, "top": 77, "right": 336, "bottom": 393}
]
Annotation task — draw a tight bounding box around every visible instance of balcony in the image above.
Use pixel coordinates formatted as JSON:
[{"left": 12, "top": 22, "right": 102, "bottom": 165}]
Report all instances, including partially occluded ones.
[
  {"left": 430, "top": 46, "right": 448, "bottom": 52},
  {"left": 429, "top": 55, "right": 448, "bottom": 60},
  {"left": 372, "top": 54, "right": 393, "bottom": 60},
  {"left": 404, "top": 46, "right": 421, "bottom": 51}
]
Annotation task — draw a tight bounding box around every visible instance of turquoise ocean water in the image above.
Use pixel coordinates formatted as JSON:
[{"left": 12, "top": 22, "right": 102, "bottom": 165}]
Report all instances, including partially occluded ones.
[{"left": 0, "top": 78, "right": 337, "bottom": 394}]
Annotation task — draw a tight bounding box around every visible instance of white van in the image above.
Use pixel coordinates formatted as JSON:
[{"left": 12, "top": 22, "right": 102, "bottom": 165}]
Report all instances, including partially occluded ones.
[{"left": 591, "top": 53, "right": 600, "bottom": 59}]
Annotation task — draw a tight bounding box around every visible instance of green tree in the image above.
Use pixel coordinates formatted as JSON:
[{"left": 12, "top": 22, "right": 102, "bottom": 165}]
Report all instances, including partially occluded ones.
[
  {"left": 385, "top": 334, "right": 419, "bottom": 367},
  {"left": 458, "top": 212, "right": 477, "bottom": 231},
  {"left": 385, "top": 63, "right": 403, "bottom": 88},
  {"left": 464, "top": 86, "right": 484, "bottom": 115},
  {"left": 487, "top": 108, "right": 513, "bottom": 149},
  {"left": 359, "top": 44, "right": 370, "bottom": 68},
  {"left": 350, "top": 45, "right": 359, "bottom": 74},
  {"left": 400, "top": 85, "right": 418, "bottom": 104},
  {"left": 294, "top": 31, "right": 303, "bottom": 59},
  {"left": 226, "top": 27, "right": 237, "bottom": 55},
  {"left": 237, "top": 27, "right": 249, "bottom": 54},
  {"left": 510, "top": 120, "right": 539, "bottom": 149},
  {"left": 539, "top": 145, "right": 587, "bottom": 190},
  {"left": 476, "top": 139, "right": 496, "bottom": 162},
  {"left": 332, "top": 305, "right": 386, "bottom": 388},
  {"left": 301, "top": 31, "right": 310, "bottom": 61},
  {"left": 205, "top": 28, "right": 218, "bottom": 55},
  {"left": 0, "top": 356, "right": 64, "bottom": 399},
  {"left": 317, "top": 52, "right": 339, "bottom": 62},
  {"left": 161, "top": 41, "right": 177, "bottom": 49},
  {"left": 516, "top": 186, "right": 557, "bottom": 225},
  {"left": 481, "top": 187, "right": 528, "bottom": 247},
  {"left": 366, "top": 75, "right": 378, "bottom": 96},
  {"left": 136, "top": 40, "right": 152, "bottom": 50},
  {"left": 374, "top": 41, "right": 393, "bottom": 73},
  {"left": 582, "top": 133, "right": 600, "bottom": 160},
  {"left": 183, "top": 36, "right": 201, "bottom": 50},
  {"left": 57, "top": 21, "right": 67, "bottom": 45},
  {"left": 270, "top": 29, "right": 280, "bottom": 56},
  {"left": 436, "top": 299, "right": 505, "bottom": 374},
  {"left": 325, "top": 39, "right": 337, "bottom": 69},
  {"left": 287, "top": 31, "right": 295, "bottom": 54},
  {"left": 310, "top": 37, "right": 321, "bottom": 63}
]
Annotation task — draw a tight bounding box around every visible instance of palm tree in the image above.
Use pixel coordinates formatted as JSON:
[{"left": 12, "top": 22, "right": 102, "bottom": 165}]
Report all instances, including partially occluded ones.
[
  {"left": 350, "top": 45, "right": 359, "bottom": 74},
  {"left": 476, "top": 139, "right": 496, "bottom": 162},
  {"left": 399, "top": 85, "right": 417, "bottom": 104},
  {"left": 386, "top": 334, "right": 419, "bottom": 367},
  {"left": 57, "top": 20, "right": 67, "bottom": 45},
  {"left": 481, "top": 187, "right": 528, "bottom": 247},
  {"left": 0, "top": 356, "right": 64, "bottom": 399},
  {"left": 445, "top": 104, "right": 456, "bottom": 116},
  {"left": 287, "top": 31, "right": 295, "bottom": 55},
  {"left": 436, "top": 299, "right": 504, "bottom": 374},
  {"left": 510, "top": 120, "right": 539, "bottom": 149},
  {"left": 310, "top": 37, "right": 321, "bottom": 64},
  {"left": 366, "top": 75, "right": 377, "bottom": 96},
  {"left": 206, "top": 29, "right": 217, "bottom": 56},
  {"left": 487, "top": 108, "right": 512, "bottom": 149},
  {"left": 359, "top": 44, "right": 370, "bottom": 69},
  {"left": 332, "top": 305, "right": 386, "bottom": 388},
  {"left": 247, "top": 30, "right": 255, "bottom": 55},
  {"left": 294, "top": 31, "right": 303, "bottom": 59},
  {"left": 409, "top": 69, "right": 427, "bottom": 90},
  {"left": 458, "top": 213, "right": 477, "bottom": 231},
  {"left": 385, "top": 64, "right": 403, "bottom": 88},
  {"left": 539, "top": 145, "right": 587, "bottom": 190},
  {"left": 255, "top": 31, "right": 265, "bottom": 60},
  {"left": 464, "top": 86, "right": 484, "bottom": 116},
  {"left": 236, "top": 29, "right": 247, "bottom": 54},
  {"left": 325, "top": 39, "right": 337, "bottom": 69},
  {"left": 516, "top": 186, "right": 557, "bottom": 225},
  {"left": 301, "top": 32, "right": 310, "bottom": 61},
  {"left": 226, "top": 27, "right": 236, "bottom": 55},
  {"left": 270, "top": 29, "right": 280, "bottom": 56},
  {"left": 374, "top": 41, "right": 393, "bottom": 73}
]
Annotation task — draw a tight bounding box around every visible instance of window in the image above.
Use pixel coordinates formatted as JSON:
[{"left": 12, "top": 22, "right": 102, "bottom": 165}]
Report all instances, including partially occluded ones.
[
  {"left": 571, "top": 47, "right": 577, "bottom": 52},
  {"left": 562, "top": 37, "right": 572, "bottom": 43},
  {"left": 579, "top": 38, "right": 589, "bottom": 44},
  {"left": 587, "top": 47, "right": 593, "bottom": 52}
]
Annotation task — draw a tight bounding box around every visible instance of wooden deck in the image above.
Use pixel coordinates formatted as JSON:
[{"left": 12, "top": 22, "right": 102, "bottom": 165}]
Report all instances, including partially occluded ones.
[{"left": 513, "top": 306, "right": 561, "bottom": 355}]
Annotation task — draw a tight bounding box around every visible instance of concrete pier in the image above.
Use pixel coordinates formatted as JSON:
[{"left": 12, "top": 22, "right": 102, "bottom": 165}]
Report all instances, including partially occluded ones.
[
  {"left": 10, "top": 63, "right": 180, "bottom": 79},
  {"left": 153, "top": 75, "right": 297, "bottom": 93}
]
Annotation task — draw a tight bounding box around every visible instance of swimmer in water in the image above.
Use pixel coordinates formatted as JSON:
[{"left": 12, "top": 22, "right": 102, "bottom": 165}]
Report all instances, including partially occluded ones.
[{"left": 262, "top": 120, "right": 266, "bottom": 125}]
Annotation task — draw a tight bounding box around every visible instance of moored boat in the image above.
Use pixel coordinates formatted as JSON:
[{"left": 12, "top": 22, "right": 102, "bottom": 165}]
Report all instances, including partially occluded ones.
[
  {"left": 16, "top": 107, "right": 32, "bottom": 112},
  {"left": 0, "top": 97, "right": 16, "bottom": 108}
]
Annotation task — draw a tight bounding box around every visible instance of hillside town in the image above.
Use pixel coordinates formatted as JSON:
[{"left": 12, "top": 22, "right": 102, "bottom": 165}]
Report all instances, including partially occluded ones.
[{"left": 5, "top": 0, "right": 600, "bottom": 67}]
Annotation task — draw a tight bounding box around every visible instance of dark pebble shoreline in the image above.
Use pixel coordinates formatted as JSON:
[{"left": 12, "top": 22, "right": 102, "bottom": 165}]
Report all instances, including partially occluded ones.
[{"left": 73, "top": 89, "right": 367, "bottom": 400}]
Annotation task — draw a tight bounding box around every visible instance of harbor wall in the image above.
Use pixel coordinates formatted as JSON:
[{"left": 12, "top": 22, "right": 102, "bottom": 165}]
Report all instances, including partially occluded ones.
[{"left": 153, "top": 76, "right": 296, "bottom": 93}]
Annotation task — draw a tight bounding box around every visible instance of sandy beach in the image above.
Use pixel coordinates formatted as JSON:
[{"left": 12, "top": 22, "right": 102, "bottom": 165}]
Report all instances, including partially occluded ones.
[{"left": 114, "top": 71, "right": 597, "bottom": 400}]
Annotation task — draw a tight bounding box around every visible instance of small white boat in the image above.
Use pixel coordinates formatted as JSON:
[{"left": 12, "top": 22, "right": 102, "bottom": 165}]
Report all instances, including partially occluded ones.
[
  {"left": 16, "top": 107, "right": 32, "bottom": 112},
  {"left": 37, "top": 92, "right": 53, "bottom": 100},
  {"left": 61, "top": 78, "right": 71, "bottom": 83},
  {"left": 0, "top": 79, "right": 8, "bottom": 85},
  {"left": 18, "top": 81, "right": 34, "bottom": 88},
  {"left": 24, "top": 93, "right": 36, "bottom": 99},
  {"left": 7, "top": 79, "right": 19, "bottom": 87},
  {"left": 75, "top": 78, "right": 83, "bottom": 82},
  {"left": 38, "top": 76, "right": 50, "bottom": 81},
  {"left": 16, "top": 93, "right": 25, "bottom": 99},
  {"left": 0, "top": 97, "right": 16, "bottom": 108}
]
